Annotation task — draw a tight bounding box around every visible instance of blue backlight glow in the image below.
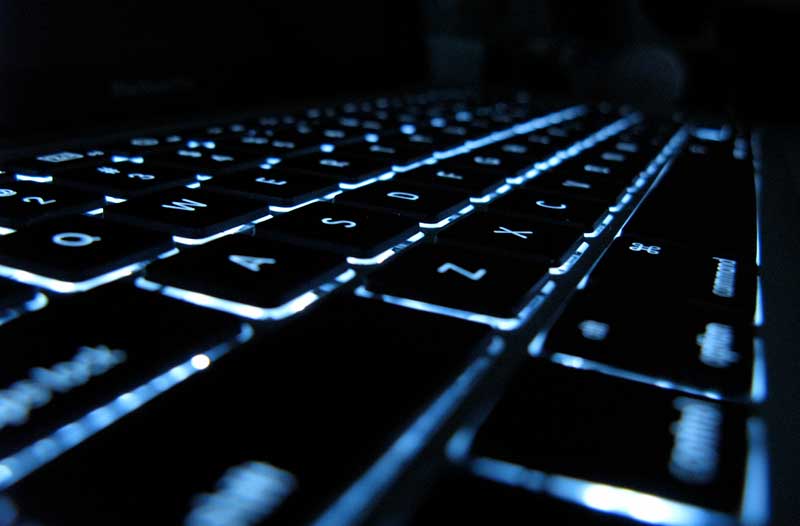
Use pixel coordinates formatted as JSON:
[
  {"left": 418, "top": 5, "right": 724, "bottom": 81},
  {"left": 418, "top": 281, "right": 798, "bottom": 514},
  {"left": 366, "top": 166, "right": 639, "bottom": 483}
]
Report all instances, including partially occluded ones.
[
  {"left": 550, "top": 353, "right": 732, "bottom": 402},
  {"left": 268, "top": 200, "right": 319, "bottom": 214},
  {"left": 312, "top": 341, "right": 501, "bottom": 526},
  {"left": 0, "top": 323, "right": 253, "bottom": 491},
  {"left": 134, "top": 277, "right": 319, "bottom": 321},
  {"left": 355, "top": 286, "right": 546, "bottom": 331},
  {"left": 15, "top": 174, "right": 53, "bottom": 183},
  {"left": 0, "top": 255, "right": 170, "bottom": 294},
  {"left": 173, "top": 222, "right": 258, "bottom": 246}
]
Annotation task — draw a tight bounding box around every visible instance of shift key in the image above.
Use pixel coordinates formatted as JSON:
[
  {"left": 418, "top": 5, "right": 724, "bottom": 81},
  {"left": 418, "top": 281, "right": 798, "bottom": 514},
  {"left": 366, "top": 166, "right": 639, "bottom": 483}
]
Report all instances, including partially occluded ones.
[{"left": 4, "top": 296, "right": 493, "bottom": 525}]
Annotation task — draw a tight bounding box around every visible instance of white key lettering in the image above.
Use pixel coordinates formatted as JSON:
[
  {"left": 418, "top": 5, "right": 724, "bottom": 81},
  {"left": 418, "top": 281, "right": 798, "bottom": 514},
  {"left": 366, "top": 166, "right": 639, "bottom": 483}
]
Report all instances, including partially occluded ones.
[
  {"left": 228, "top": 254, "right": 276, "bottom": 272},
  {"left": 669, "top": 397, "right": 721, "bottom": 484},
  {"left": 0, "top": 189, "right": 17, "bottom": 198},
  {"left": 161, "top": 198, "right": 208, "bottom": 212},
  {"left": 36, "top": 152, "right": 83, "bottom": 163},
  {"left": 435, "top": 171, "right": 463, "bottom": 180},
  {"left": 255, "top": 177, "right": 287, "bottom": 186},
  {"left": 629, "top": 242, "right": 661, "bottom": 255},
  {"left": 22, "top": 196, "right": 56, "bottom": 206},
  {"left": 387, "top": 191, "right": 419, "bottom": 201},
  {"left": 493, "top": 226, "right": 533, "bottom": 240},
  {"left": 319, "top": 159, "right": 349, "bottom": 169},
  {"left": 579, "top": 320, "right": 610, "bottom": 341},
  {"left": 535, "top": 200, "right": 567, "bottom": 210},
  {"left": 697, "top": 323, "right": 738, "bottom": 368},
  {"left": 321, "top": 217, "right": 357, "bottom": 229},
  {"left": 52, "top": 232, "right": 101, "bottom": 247},
  {"left": 474, "top": 156, "right": 501, "bottom": 166},
  {"left": 437, "top": 262, "right": 487, "bottom": 281}
]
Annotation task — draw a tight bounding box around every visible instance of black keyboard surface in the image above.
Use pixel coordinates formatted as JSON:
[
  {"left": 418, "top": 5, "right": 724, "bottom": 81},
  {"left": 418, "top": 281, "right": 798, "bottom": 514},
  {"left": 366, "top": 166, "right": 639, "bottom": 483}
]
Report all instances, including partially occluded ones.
[{"left": 0, "top": 90, "right": 766, "bottom": 525}]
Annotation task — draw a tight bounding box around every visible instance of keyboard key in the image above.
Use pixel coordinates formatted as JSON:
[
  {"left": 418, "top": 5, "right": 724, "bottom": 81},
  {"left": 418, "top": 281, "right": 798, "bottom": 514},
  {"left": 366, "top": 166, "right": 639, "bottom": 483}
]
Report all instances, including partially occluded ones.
[
  {"left": 255, "top": 202, "right": 418, "bottom": 258},
  {"left": 397, "top": 164, "right": 505, "bottom": 196},
  {"left": 0, "top": 216, "right": 172, "bottom": 290},
  {"left": 0, "top": 278, "right": 38, "bottom": 311},
  {"left": 0, "top": 181, "right": 104, "bottom": 228},
  {"left": 54, "top": 164, "right": 196, "bottom": 198},
  {"left": 544, "top": 287, "right": 755, "bottom": 398},
  {"left": 363, "top": 243, "right": 549, "bottom": 320},
  {"left": 0, "top": 284, "right": 247, "bottom": 455},
  {"left": 488, "top": 189, "right": 609, "bottom": 229},
  {"left": 469, "top": 361, "right": 750, "bottom": 515},
  {"left": 8, "top": 149, "right": 108, "bottom": 176},
  {"left": 144, "top": 235, "right": 347, "bottom": 315},
  {"left": 335, "top": 181, "right": 470, "bottom": 223},
  {"left": 623, "top": 146, "right": 756, "bottom": 260},
  {"left": 149, "top": 148, "right": 263, "bottom": 175},
  {"left": 277, "top": 153, "right": 393, "bottom": 183},
  {"left": 410, "top": 472, "right": 641, "bottom": 525},
  {"left": 204, "top": 167, "right": 337, "bottom": 206},
  {"left": 587, "top": 236, "right": 757, "bottom": 316},
  {"left": 105, "top": 188, "right": 268, "bottom": 240},
  {"left": 437, "top": 212, "right": 583, "bottom": 264},
  {"left": 4, "top": 296, "right": 491, "bottom": 525}
]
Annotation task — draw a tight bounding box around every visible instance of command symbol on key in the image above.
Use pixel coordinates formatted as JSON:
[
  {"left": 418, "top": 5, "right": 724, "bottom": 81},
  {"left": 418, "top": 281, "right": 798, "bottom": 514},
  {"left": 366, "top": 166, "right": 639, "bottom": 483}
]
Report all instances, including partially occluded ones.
[{"left": 629, "top": 242, "right": 661, "bottom": 255}]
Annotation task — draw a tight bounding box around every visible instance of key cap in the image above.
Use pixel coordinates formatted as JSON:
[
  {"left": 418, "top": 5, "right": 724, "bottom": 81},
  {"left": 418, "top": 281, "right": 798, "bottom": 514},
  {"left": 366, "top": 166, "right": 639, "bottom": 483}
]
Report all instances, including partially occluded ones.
[
  {"left": 0, "top": 181, "right": 104, "bottom": 228},
  {"left": 8, "top": 149, "right": 108, "bottom": 176},
  {"left": 363, "top": 243, "right": 549, "bottom": 320},
  {"left": 4, "top": 296, "right": 491, "bottom": 525},
  {"left": 54, "top": 164, "right": 196, "bottom": 199},
  {"left": 333, "top": 140, "right": 433, "bottom": 167},
  {"left": 0, "top": 278, "right": 38, "bottom": 312},
  {"left": 623, "top": 146, "right": 756, "bottom": 260},
  {"left": 149, "top": 148, "right": 263, "bottom": 175},
  {"left": 335, "top": 181, "right": 470, "bottom": 223},
  {"left": 469, "top": 361, "right": 750, "bottom": 516},
  {"left": 204, "top": 167, "right": 337, "bottom": 206},
  {"left": 397, "top": 164, "right": 506, "bottom": 196},
  {"left": 276, "top": 153, "right": 393, "bottom": 183},
  {"left": 488, "top": 189, "right": 609, "bottom": 229},
  {"left": 255, "top": 202, "right": 417, "bottom": 258},
  {"left": 105, "top": 188, "right": 268, "bottom": 240},
  {"left": 587, "top": 236, "right": 757, "bottom": 316},
  {"left": 144, "top": 235, "right": 347, "bottom": 315},
  {"left": 543, "top": 287, "right": 755, "bottom": 398},
  {"left": 437, "top": 212, "right": 583, "bottom": 264},
  {"left": 410, "top": 472, "right": 641, "bottom": 525},
  {"left": 0, "top": 283, "right": 247, "bottom": 455},
  {"left": 0, "top": 216, "right": 172, "bottom": 290}
]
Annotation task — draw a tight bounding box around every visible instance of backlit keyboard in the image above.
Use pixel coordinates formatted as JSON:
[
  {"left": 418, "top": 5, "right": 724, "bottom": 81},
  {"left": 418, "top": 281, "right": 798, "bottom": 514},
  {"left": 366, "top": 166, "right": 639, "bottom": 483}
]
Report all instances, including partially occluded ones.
[{"left": 0, "top": 90, "right": 766, "bottom": 525}]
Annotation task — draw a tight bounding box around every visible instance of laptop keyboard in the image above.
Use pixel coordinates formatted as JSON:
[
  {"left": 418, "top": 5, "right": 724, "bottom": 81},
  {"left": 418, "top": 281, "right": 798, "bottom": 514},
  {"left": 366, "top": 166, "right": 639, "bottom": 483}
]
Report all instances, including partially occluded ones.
[{"left": 0, "top": 91, "right": 765, "bottom": 525}]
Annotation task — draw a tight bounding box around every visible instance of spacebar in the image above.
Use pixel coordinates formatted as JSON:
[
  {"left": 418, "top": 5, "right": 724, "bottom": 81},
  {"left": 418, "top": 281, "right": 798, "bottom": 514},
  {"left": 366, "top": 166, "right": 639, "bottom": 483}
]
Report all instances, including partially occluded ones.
[{"left": 5, "top": 295, "right": 493, "bottom": 525}]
